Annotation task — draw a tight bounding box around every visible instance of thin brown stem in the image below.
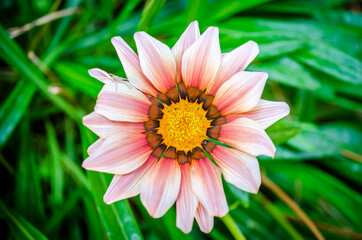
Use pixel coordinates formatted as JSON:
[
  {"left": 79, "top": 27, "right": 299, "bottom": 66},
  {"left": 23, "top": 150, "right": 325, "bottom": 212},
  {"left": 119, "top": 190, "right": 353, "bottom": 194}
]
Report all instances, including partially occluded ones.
[
  {"left": 8, "top": 8, "right": 80, "bottom": 38},
  {"left": 341, "top": 149, "right": 362, "bottom": 163},
  {"left": 261, "top": 173, "right": 325, "bottom": 240},
  {"left": 287, "top": 215, "right": 362, "bottom": 240}
]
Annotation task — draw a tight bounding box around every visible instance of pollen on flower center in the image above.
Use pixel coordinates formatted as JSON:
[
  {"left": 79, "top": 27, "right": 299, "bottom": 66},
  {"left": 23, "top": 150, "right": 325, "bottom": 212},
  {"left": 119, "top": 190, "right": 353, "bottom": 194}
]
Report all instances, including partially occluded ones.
[{"left": 157, "top": 99, "right": 211, "bottom": 152}]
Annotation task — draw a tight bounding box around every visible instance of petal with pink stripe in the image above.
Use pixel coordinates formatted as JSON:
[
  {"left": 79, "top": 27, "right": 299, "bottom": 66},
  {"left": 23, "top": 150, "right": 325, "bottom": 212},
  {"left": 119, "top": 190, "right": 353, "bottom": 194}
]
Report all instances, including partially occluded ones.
[
  {"left": 87, "top": 138, "right": 104, "bottom": 155},
  {"left": 176, "top": 163, "right": 198, "bottom": 234},
  {"left": 140, "top": 158, "right": 181, "bottom": 218},
  {"left": 83, "top": 112, "right": 144, "bottom": 139},
  {"left": 195, "top": 203, "right": 214, "bottom": 233},
  {"left": 208, "top": 41, "right": 259, "bottom": 95},
  {"left": 134, "top": 32, "right": 176, "bottom": 93},
  {"left": 190, "top": 158, "right": 228, "bottom": 217},
  {"left": 212, "top": 146, "right": 261, "bottom": 194},
  {"left": 95, "top": 81, "right": 151, "bottom": 122},
  {"left": 227, "top": 100, "right": 290, "bottom": 129},
  {"left": 182, "top": 27, "right": 221, "bottom": 90},
  {"left": 213, "top": 71, "right": 268, "bottom": 115},
  {"left": 111, "top": 36, "right": 158, "bottom": 96},
  {"left": 82, "top": 133, "right": 152, "bottom": 175},
  {"left": 103, "top": 155, "right": 157, "bottom": 204},
  {"left": 219, "top": 118, "right": 276, "bottom": 157},
  {"left": 172, "top": 21, "right": 200, "bottom": 83},
  {"left": 88, "top": 68, "right": 113, "bottom": 84}
]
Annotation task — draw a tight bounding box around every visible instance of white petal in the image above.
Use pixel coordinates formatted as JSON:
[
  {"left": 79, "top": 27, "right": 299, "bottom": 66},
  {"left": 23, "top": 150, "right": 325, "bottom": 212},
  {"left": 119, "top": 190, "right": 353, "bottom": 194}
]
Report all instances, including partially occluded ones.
[
  {"left": 172, "top": 21, "right": 200, "bottom": 83},
  {"left": 212, "top": 146, "right": 261, "bottom": 193},
  {"left": 140, "top": 158, "right": 181, "bottom": 218},
  {"left": 83, "top": 111, "right": 144, "bottom": 139},
  {"left": 195, "top": 203, "right": 214, "bottom": 233},
  {"left": 176, "top": 163, "right": 198, "bottom": 233},
  {"left": 82, "top": 133, "right": 152, "bottom": 175},
  {"left": 219, "top": 118, "right": 276, "bottom": 157},
  {"left": 95, "top": 81, "right": 151, "bottom": 122},
  {"left": 134, "top": 32, "right": 176, "bottom": 93},
  {"left": 214, "top": 71, "right": 268, "bottom": 115},
  {"left": 190, "top": 159, "right": 228, "bottom": 217},
  {"left": 103, "top": 155, "right": 157, "bottom": 204},
  {"left": 111, "top": 37, "right": 158, "bottom": 96},
  {"left": 228, "top": 100, "right": 290, "bottom": 129},
  {"left": 182, "top": 27, "right": 221, "bottom": 91},
  {"left": 208, "top": 41, "right": 259, "bottom": 95}
]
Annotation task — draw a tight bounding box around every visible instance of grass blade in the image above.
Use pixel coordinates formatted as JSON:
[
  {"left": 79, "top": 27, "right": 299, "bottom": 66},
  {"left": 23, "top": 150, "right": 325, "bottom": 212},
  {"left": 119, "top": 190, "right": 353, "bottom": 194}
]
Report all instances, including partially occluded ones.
[
  {"left": 0, "top": 79, "right": 36, "bottom": 148},
  {"left": 0, "top": 25, "right": 81, "bottom": 121}
]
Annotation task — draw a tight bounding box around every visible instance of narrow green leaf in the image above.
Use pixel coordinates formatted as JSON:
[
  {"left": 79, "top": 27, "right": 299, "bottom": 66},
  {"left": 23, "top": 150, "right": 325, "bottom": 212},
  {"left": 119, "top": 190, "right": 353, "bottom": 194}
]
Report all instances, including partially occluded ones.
[
  {"left": 257, "top": 40, "right": 306, "bottom": 60},
  {"left": 249, "top": 57, "right": 322, "bottom": 91},
  {"left": 294, "top": 43, "right": 362, "bottom": 86},
  {"left": 45, "top": 121, "right": 64, "bottom": 208},
  {"left": 0, "top": 25, "right": 81, "bottom": 121},
  {"left": 0, "top": 79, "right": 36, "bottom": 148},
  {"left": 225, "top": 182, "right": 250, "bottom": 208},
  {"left": 62, "top": 154, "right": 92, "bottom": 192},
  {"left": 15, "top": 120, "right": 45, "bottom": 222},
  {"left": 137, "top": 0, "right": 166, "bottom": 31},
  {"left": 0, "top": 202, "right": 48, "bottom": 240},
  {"left": 266, "top": 120, "right": 303, "bottom": 145},
  {"left": 208, "top": 0, "right": 271, "bottom": 22},
  {"left": 253, "top": 193, "right": 304, "bottom": 240}
]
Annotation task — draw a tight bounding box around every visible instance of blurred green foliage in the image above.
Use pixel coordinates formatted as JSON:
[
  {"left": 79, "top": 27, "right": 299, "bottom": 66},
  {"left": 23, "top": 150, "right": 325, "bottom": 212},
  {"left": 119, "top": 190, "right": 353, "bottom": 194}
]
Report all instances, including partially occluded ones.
[{"left": 0, "top": 0, "right": 361, "bottom": 239}]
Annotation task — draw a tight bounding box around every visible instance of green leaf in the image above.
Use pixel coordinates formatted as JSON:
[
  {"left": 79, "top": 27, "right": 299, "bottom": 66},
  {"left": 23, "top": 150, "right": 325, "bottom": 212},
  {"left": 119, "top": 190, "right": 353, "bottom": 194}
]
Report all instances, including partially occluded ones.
[
  {"left": 0, "top": 25, "right": 81, "bottom": 122},
  {"left": 257, "top": 40, "right": 306, "bottom": 60},
  {"left": 0, "top": 202, "right": 48, "bottom": 240},
  {"left": 207, "top": 0, "right": 271, "bottom": 22},
  {"left": 249, "top": 57, "right": 322, "bottom": 91},
  {"left": 294, "top": 43, "right": 362, "bottom": 86},
  {"left": 0, "top": 79, "right": 36, "bottom": 148},
  {"left": 225, "top": 182, "right": 250, "bottom": 208},
  {"left": 266, "top": 120, "right": 303, "bottom": 145},
  {"left": 15, "top": 120, "right": 45, "bottom": 222},
  {"left": 45, "top": 121, "right": 64, "bottom": 208},
  {"left": 137, "top": 0, "right": 166, "bottom": 31}
]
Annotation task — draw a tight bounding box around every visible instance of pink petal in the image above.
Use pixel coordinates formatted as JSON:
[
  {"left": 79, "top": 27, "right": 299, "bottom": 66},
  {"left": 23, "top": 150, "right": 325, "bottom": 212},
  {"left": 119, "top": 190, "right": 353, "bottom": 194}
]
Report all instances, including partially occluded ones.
[
  {"left": 88, "top": 68, "right": 113, "bottom": 84},
  {"left": 172, "top": 21, "right": 200, "bottom": 83},
  {"left": 111, "top": 37, "right": 158, "bottom": 96},
  {"left": 208, "top": 41, "right": 259, "bottom": 95},
  {"left": 227, "top": 100, "right": 290, "bottom": 129},
  {"left": 195, "top": 203, "right": 214, "bottom": 233},
  {"left": 212, "top": 146, "right": 261, "bottom": 194},
  {"left": 87, "top": 138, "right": 103, "bottom": 155},
  {"left": 176, "top": 163, "right": 198, "bottom": 233},
  {"left": 190, "top": 159, "right": 228, "bottom": 217},
  {"left": 103, "top": 155, "right": 157, "bottom": 204},
  {"left": 219, "top": 118, "right": 276, "bottom": 157},
  {"left": 140, "top": 158, "right": 181, "bottom": 218},
  {"left": 213, "top": 71, "right": 268, "bottom": 115},
  {"left": 182, "top": 27, "right": 221, "bottom": 91},
  {"left": 83, "top": 112, "right": 144, "bottom": 139},
  {"left": 95, "top": 81, "right": 151, "bottom": 122},
  {"left": 82, "top": 133, "right": 152, "bottom": 175},
  {"left": 134, "top": 32, "right": 176, "bottom": 93}
]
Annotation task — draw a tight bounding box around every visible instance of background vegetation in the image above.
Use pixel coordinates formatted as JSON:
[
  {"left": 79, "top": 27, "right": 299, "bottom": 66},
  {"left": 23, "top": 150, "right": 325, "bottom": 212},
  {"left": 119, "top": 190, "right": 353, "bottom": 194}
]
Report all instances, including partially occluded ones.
[{"left": 0, "top": 0, "right": 361, "bottom": 239}]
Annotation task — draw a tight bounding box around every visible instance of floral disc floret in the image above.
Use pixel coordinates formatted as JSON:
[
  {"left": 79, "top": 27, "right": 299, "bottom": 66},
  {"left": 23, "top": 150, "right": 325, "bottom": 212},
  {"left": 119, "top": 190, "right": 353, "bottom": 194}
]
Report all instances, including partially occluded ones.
[{"left": 158, "top": 99, "right": 211, "bottom": 152}]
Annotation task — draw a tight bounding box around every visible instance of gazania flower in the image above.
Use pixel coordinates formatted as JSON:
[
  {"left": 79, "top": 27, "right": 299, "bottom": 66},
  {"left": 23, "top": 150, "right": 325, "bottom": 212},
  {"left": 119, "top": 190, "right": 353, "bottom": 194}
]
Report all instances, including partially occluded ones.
[{"left": 82, "top": 21, "right": 289, "bottom": 233}]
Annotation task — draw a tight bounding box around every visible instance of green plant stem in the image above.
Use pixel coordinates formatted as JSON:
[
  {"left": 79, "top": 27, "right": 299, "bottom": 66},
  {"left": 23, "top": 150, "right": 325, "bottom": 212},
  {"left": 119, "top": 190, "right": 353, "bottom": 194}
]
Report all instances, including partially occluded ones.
[{"left": 221, "top": 213, "right": 247, "bottom": 240}]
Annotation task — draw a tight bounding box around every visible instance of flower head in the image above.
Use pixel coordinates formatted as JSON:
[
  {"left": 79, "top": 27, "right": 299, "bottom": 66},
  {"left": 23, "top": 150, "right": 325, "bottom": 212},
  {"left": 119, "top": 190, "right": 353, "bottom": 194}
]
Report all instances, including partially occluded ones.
[{"left": 82, "top": 21, "right": 289, "bottom": 233}]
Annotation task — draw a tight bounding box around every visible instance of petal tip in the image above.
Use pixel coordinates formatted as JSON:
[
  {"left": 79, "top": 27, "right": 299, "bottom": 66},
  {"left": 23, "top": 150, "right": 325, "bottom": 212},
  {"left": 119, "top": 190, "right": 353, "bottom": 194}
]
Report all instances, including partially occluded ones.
[{"left": 246, "top": 40, "right": 259, "bottom": 53}]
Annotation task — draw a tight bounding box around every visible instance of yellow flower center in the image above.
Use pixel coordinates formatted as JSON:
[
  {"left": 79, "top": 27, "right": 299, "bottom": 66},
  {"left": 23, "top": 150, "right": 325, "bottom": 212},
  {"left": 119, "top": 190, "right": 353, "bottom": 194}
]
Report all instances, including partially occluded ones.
[{"left": 158, "top": 99, "right": 211, "bottom": 152}]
